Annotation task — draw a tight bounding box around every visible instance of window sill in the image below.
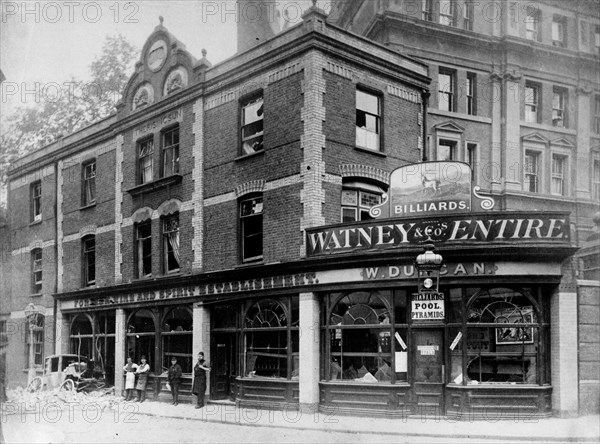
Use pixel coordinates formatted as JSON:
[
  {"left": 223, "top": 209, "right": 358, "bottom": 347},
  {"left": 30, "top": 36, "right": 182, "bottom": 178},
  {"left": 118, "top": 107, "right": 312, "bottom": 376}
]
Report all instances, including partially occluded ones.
[
  {"left": 236, "top": 259, "right": 264, "bottom": 268},
  {"left": 126, "top": 174, "right": 182, "bottom": 197},
  {"left": 354, "top": 146, "right": 387, "bottom": 157},
  {"left": 235, "top": 150, "right": 264, "bottom": 162},
  {"left": 520, "top": 122, "right": 577, "bottom": 135},
  {"left": 79, "top": 203, "right": 97, "bottom": 211},
  {"left": 30, "top": 293, "right": 43, "bottom": 298},
  {"left": 29, "top": 219, "right": 42, "bottom": 226}
]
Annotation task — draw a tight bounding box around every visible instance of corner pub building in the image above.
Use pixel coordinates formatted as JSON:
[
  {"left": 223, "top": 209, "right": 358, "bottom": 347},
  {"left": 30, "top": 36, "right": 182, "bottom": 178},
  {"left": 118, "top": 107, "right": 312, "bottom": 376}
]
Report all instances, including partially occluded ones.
[{"left": 1, "top": 4, "right": 595, "bottom": 420}]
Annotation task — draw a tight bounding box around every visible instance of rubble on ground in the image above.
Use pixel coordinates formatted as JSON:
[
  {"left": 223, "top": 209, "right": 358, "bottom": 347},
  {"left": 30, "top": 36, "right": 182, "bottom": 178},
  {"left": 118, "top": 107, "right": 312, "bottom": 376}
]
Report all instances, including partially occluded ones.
[{"left": 3, "top": 386, "right": 120, "bottom": 411}]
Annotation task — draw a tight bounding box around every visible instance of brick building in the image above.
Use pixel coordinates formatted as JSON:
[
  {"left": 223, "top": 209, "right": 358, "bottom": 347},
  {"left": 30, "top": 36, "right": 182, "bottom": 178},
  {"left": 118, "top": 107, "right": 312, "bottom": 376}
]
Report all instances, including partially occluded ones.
[{"left": 1, "top": 1, "right": 596, "bottom": 420}]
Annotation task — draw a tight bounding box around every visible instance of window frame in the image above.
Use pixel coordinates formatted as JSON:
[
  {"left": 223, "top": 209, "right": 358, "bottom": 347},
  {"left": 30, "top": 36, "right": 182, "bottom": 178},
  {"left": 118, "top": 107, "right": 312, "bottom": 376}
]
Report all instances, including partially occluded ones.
[
  {"left": 552, "top": 87, "right": 567, "bottom": 128},
  {"left": 466, "top": 142, "right": 478, "bottom": 182},
  {"left": 137, "top": 137, "right": 154, "bottom": 185},
  {"left": 82, "top": 235, "right": 96, "bottom": 287},
  {"left": 438, "top": 69, "right": 456, "bottom": 112},
  {"left": 551, "top": 154, "right": 567, "bottom": 196},
  {"left": 466, "top": 72, "right": 476, "bottom": 116},
  {"left": 524, "top": 150, "right": 540, "bottom": 193},
  {"left": 31, "top": 181, "right": 42, "bottom": 222},
  {"left": 437, "top": 139, "right": 457, "bottom": 161},
  {"left": 25, "top": 314, "right": 45, "bottom": 370},
  {"left": 162, "top": 214, "right": 181, "bottom": 274},
  {"left": 463, "top": 1, "right": 474, "bottom": 30},
  {"left": 422, "top": 0, "right": 433, "bottom": 21},
  {"left": 240, "top": 195, "right": 264, "bottom": 263},
  {"left": 240, "top": 94, "right": 264, "bottom": 155},
  {"left": 593, "top": 95, "right": 600, "bottom": 135},
  {"left": 341, "top": 181, "right": 386, "bottom": 223},
  {"left": 552, "top": 15, "right": 566, "bottom": 47},
  {"left": 161, "top": 125, "right": 180, "bottom": 177},
  {"left": 439, "top": 0, "right": 456, "bottom": 27},
  {"left": 355, "top": 88, "right": 382, "bottom": 152},
  {"left": 136, "top": 222, "right": 152, "bottom": 279},
  {"left": 525, "top": 82, "right": 540, "bottom": 124},
  {"left": 31, "top": 248, "right": 43, "bottom": 294},
  {"left": 525, "top": 6, "right": 540, "bottom": 41},
  {"left": 82, "top": 160, "right": 96, "bottom": 207},
  {"left": 593, "top": 159, "right": 600, "bottom": 201}
]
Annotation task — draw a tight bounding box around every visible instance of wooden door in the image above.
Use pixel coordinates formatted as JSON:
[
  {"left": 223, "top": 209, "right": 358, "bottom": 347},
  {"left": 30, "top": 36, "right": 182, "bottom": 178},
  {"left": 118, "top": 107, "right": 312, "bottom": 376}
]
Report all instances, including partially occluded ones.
[{"left": 412, "top": 329, "right": 444, "bottom": 415}]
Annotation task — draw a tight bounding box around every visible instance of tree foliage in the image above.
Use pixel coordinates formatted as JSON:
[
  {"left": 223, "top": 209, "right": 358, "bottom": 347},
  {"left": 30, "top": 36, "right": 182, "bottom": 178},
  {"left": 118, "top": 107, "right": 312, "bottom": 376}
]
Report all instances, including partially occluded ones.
[{"left": 0, "top": 34, "right": 138, "bottom": 206}]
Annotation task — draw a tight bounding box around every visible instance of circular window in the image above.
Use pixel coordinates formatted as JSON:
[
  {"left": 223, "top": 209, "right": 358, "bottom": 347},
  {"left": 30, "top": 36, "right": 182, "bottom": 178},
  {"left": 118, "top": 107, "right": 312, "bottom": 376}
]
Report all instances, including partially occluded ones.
[{"left": 147, "top": 40, "right": 167, "bottom": 72}]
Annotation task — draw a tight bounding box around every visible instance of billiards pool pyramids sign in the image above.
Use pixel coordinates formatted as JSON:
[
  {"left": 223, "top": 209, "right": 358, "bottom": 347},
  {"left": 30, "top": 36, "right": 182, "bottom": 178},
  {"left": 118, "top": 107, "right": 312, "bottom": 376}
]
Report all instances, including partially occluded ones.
[{"left": 305, "top": 161, "right": 571, "bottom": 257}]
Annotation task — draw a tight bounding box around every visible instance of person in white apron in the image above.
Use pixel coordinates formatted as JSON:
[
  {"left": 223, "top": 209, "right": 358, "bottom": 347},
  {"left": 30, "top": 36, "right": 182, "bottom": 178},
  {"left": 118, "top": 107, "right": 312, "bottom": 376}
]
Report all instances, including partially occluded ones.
[{"left": 123, "top": 357, "right": 138, "bottom": 401}]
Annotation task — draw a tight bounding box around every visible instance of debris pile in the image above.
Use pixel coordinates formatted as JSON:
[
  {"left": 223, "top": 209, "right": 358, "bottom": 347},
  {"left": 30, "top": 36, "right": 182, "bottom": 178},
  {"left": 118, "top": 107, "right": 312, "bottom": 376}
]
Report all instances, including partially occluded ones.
[{"left": 4, "top": 386, "right": 120, "bottom": 411}]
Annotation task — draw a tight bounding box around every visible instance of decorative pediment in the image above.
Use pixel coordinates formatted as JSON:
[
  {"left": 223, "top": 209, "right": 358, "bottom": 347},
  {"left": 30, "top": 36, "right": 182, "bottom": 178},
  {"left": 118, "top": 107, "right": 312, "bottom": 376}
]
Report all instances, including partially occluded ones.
[
  {"left": 163, "top": 66, "right": 189, "bottom": 96},
  {"left": 433, "top": 121, "right": 465, "bottom": 133},
  {"left": 550, "top": 137, "right": 575, "bottom": 148},
  {"left": 132, "top": 207, "right": 153, "bottom": 223},
  {"left": 522, "top": 132, "right": 549, "bottom": 145},
  {"left": 158, "top": 199, "right": 181, "bottom": 217}
]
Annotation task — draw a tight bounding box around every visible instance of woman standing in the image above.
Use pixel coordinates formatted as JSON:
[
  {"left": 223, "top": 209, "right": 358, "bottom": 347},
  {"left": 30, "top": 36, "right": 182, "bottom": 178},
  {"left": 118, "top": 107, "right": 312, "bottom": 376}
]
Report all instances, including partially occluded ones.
[
  {"left": 192, "top": 352, "right": 210, "bottom": 409},
  {"left": 135, "top": 355, "right": 150, "bottom": 402},
  {"left": 123, "top": 357, "right": 138, "bottom": 401}
]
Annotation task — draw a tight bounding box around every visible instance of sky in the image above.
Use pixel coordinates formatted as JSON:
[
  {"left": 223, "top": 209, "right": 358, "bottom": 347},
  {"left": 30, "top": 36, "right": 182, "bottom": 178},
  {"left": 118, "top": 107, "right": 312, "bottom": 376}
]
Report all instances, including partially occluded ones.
[{"left": 0, "top": 0, "right": 318, "bottom": 121}]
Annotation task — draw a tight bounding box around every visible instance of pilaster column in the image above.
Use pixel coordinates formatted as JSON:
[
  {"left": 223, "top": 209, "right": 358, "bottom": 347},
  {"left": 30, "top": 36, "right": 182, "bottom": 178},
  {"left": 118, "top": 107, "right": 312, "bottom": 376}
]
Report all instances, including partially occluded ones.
[
  {"left": 502, "top": 71, "right": 523, "bottom": 192},
  {"left": 193, "top": 303, "right": 211, "bottom": 395},
  {"left": 114, "top": 308, "right": 126, "bottom": 396},
  {"left": 550, "top": 289, "right": 579, "bottom": 417},
  {"left": 299, "top": 292, "right": 320, "bottom": 412},
  {"left": 576, "top": 87, "right": 592, "bottom": 199}
]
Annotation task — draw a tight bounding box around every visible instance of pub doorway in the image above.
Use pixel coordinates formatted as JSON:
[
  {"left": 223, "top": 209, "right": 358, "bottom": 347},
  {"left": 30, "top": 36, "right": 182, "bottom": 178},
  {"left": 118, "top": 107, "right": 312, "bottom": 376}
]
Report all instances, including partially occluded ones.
[
  {"left": 211, "top": 332, "right": 238, "bottom": 401},
  {"left": 412, "top": 328, "right": 444, "bottom": 416}
]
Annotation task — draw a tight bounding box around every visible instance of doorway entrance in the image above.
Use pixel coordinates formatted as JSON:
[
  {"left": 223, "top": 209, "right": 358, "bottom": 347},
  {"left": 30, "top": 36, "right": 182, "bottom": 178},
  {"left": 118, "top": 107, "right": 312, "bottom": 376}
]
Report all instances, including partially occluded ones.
[
  {"left": 211, "top": 332, "right": 237, "bottom": 401},
  {"left": 412, "top": 329, "right": 444, "bottom": 415}
]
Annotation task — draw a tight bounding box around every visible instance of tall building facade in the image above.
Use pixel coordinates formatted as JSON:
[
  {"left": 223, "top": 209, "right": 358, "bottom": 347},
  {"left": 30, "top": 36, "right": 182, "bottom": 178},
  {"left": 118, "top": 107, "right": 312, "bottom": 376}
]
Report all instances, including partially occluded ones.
[
  {"left": 328, "top": 0, "right": 600, "bottom": 416},
  {"left": 1, "top": 1, "right": 596, "bottom": 420}
]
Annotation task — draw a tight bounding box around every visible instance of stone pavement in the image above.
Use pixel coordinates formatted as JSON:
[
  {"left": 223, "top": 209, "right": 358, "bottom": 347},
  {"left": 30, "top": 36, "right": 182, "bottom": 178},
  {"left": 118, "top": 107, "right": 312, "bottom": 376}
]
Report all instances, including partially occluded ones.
[{"left": 125, "top": 400, "right": 600, "bottom": 443}]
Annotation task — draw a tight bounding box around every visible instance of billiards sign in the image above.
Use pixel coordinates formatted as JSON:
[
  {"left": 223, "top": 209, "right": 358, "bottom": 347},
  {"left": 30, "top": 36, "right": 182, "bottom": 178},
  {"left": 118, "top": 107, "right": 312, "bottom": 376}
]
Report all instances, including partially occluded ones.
[{"left": 411, "top": 292, "right": 445, "bottom": 321}]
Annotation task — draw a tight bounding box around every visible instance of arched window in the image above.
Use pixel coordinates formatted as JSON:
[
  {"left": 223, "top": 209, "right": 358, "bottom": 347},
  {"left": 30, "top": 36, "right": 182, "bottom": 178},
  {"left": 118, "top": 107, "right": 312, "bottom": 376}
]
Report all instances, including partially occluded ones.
[
  {"left": 328, "top": 291, "right": 393, "bottom": 383},
  {"left": 463, "top": 287, "right": 543, "bottom": 385},
  {"left": 244, "top": 299, "right": 297, "bottom": 379},
  {"left": 127, "top": 309, "right": 157, "bottom": 372},
  {"left": 70, "top": 314, "right": 93, "bottom": 359},
  {"left": 341, "top": 180, "right": 386, "bottom": 222},
  {"left": 162, "top": 307, "right": 193, "bottom": 373}
]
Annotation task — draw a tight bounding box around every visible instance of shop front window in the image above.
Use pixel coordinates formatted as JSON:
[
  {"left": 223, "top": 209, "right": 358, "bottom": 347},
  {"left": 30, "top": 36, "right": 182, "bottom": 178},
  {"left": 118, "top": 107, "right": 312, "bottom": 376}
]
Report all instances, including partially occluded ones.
[
  {"left": 162, "top": 307, "right": 193, "bottom": 374},
  {"left": 70, "top": 314, "right": 93, "bottom": 359},
  {"left": 327, "top": 291, "right": 396, "bottom": 383},
  {"left": 127, "top": 309, "right": 157, "bottom": 372},
  {"left": 244, "top": 299, "right": 298, "bottom": 379},
  {"left": 463, "top": 288, "right": 542, "bottom": 385}
]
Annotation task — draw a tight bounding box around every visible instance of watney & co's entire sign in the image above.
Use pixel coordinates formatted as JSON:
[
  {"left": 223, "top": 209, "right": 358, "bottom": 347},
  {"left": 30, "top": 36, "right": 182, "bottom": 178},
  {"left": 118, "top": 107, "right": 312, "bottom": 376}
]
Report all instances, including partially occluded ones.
[
  {"left": 306, "top": 161, "right": 571, "bottom": 257},
  {"left": 306, "top": 212, "right": 570, "bottom": 256}
]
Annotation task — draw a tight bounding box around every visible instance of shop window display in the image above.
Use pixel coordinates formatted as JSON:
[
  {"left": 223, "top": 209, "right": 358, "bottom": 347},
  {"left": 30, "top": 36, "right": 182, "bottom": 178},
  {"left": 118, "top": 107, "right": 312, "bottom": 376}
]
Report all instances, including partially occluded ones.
[{"left": 162, "top": 307, "right": 193, "bottom": 373}]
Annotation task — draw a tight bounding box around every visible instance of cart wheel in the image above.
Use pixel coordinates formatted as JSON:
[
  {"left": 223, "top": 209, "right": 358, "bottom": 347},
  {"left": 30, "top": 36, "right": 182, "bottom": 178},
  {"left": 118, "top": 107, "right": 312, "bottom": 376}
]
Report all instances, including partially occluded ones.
[
  {"left": 60, "top": 379, "right": 75, "bottom": 392},
  {"left": 26, "top": 376, "right": 43, "bottom": 393}
]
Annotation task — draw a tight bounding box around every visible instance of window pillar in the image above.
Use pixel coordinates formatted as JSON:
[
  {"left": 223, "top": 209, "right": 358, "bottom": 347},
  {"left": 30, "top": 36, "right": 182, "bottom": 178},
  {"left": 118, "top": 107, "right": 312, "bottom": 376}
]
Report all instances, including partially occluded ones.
[
  {"left": 576, "top": 89, "right": 591, "bottom": 199},
  {"left": 193, "top": 304, "right": 210, "bottom": 391},
  {"left": 503, "top": 73, "right": 522, "bottom": 192},
  {"left": 114, "top": 308, "right": 127, "bottom": 396},
  {"left": 55, "top": 304, "right": 70, "bottom": 355},
  {"left": 299, "top": 292, "right": 319, "bottom": 411},
  {"left": 550, "top": 289, "right": 579, "bottom": 417}
]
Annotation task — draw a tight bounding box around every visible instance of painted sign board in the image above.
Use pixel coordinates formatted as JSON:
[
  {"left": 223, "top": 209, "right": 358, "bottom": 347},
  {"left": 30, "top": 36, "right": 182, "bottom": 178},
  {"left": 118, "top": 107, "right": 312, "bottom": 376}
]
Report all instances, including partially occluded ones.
[
  {"left": 371, "top": 161, "right": 473, "bottom": 219},
  {"left": 306, "top": 212, "right": 570, "bottom": 257}
]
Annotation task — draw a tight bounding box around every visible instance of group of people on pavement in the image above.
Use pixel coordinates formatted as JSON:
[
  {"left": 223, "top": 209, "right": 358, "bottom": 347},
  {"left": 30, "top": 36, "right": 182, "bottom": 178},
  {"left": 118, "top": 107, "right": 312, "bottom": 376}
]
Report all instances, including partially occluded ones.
[
  {"left": 123, "top": 355, "right": 151, "bottom": 402},
  {"left": 124, "top": 352, "right": 210, "bottom": 408}
]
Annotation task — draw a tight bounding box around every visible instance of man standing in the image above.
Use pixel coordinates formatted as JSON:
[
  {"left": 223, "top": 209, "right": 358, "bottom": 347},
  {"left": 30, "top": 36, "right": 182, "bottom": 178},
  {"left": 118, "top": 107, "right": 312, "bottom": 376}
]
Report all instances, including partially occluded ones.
[
  {"left": 167, "top": 357, "right": 182, "bottom": 405},
  {"left": 135, "top": 355, "right": 150, "bottom": 402},
  {"left": 192, "top": 352, "right": 210, "bottom": 409}
]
